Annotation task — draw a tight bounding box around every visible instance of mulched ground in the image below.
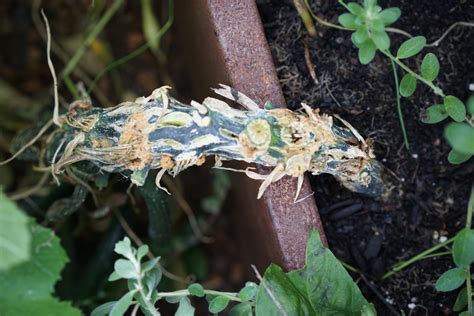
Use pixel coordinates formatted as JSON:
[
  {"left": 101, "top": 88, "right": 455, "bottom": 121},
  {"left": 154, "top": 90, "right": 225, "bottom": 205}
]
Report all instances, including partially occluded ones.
[{"left": 258, "top": 0, "right": 473, "bottom": 314}]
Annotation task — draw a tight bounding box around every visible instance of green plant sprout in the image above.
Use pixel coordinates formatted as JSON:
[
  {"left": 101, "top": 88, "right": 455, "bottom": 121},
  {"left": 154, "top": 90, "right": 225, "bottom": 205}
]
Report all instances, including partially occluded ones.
[
  {"left": 92, "top": 230, "right": 375, "bottom": 316},
  {"left": 382, "top": 186, "right": 473, "bottom": 315},
  {"left": 299, "top": 0, "right": 474, "bottom": 162}
]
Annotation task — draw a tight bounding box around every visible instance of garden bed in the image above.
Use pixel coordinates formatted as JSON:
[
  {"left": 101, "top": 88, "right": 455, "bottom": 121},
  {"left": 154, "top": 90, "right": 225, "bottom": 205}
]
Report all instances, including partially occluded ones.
[{"left": 258, "top": 0, "right": 473, "bottom": 313}]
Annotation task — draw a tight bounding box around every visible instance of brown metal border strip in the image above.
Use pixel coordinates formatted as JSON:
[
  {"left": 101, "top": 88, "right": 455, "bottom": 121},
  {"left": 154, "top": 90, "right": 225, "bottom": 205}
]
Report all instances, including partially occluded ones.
[{"left": 174, "top": 0, "right": 326, "bottom": 271}]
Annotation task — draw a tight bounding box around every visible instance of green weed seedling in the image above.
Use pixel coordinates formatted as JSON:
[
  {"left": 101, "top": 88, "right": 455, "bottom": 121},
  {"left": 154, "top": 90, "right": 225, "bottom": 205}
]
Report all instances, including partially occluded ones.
[
  {"left": 435, "top": 187, "right": 474, "bottom": 315},
  {"left": 299, "top": 0, "right": 474, "bottom": 161},
  {"left": 91, "top": 230, "right": 376, "bottom": 316}
]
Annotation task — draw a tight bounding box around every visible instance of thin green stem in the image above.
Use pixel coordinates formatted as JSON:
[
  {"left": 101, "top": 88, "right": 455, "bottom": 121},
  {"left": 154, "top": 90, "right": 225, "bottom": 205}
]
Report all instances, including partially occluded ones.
[
  {"left": 87, "top": 0, "right": 174, "bottom": 94},
  {"left": 466, "top": 266, "right": 473, "bottom": 316},
  {"left": 466, "top": 185, "right": 473, "bottom": 229},
  {"left": 133, "top": 259, "right": 160, "bottom": 316},
  {"left": 383, "top": 237, "right": 455, "bottom": 279},
  {"left": 61, "top": 0, "right": 124, "bottom": 80},
  {"left": 340, "top": 260, "right": 360, "bottom": 273},
  {"left": 304, "top": 0, "right": 352, "bottom": 31},
  {"left": 390, "top": 59, "right": 410, "bottom": 149},
  {"left": 158, "top": 289, "right": 252, "bottom": 305},
  {"left": 294, "top": 0, "right": 317, "bottom": 36},
  {"left": 382, "top": 50, "right": 445, "bottom": 97}
]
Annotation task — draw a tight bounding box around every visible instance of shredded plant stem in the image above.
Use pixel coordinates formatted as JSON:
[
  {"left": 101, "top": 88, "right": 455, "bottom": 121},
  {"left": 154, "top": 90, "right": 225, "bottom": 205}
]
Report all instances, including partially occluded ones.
[{"left": 49, "top": 84, "right": 386, "bottom": 199}]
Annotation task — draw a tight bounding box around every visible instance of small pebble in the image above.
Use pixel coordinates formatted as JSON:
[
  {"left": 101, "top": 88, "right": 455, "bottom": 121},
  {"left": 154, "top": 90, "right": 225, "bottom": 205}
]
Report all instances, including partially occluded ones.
[
  {"left": 408, "top": 303, "right": 416, "bottom": 310},
  {"left": 439, "top": 236, "right": 448, "bottom": 243},
  {"left": 412, "top": 153, "right": 418, "bottom": 159},
  {"left": 469, "top": 83, "right": 474, "bottom": 91}
]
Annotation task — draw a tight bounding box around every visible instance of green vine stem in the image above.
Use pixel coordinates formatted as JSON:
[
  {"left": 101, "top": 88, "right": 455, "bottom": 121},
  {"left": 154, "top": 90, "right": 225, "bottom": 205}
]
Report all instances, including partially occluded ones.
[
  {"left": 157, "top": 290, "right": 254, "bottom": 305},
  {"left": 381, "top": 50, "right": 445, "bottom": 97},
  {"left": 466, "top": 186, "right": 474, "bottom": 315},
  {"left": 390, "top": 59, "right": 410, "bottom": 149},
  {"left": 383, "top": 237, "right": 455, "bottom": 279}
]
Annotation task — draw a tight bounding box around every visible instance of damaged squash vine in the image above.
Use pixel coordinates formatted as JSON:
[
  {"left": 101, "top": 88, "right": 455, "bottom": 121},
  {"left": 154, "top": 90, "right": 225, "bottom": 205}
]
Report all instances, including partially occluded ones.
[{"left": 18, "top": 84, "right": 386, "bottom": 201}]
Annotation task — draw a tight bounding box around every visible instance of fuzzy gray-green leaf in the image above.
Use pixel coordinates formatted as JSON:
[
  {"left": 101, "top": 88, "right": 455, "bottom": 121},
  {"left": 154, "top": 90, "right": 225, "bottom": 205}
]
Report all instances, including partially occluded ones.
[{"left": 358, "top": 41, "right": 376, "bottom": 64}]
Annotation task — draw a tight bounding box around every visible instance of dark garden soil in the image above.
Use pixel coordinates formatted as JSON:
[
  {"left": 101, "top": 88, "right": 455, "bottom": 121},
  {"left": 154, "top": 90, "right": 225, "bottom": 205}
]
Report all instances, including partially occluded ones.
[{"left": 258, "top": 0, "right": 473, "bottom": 314}]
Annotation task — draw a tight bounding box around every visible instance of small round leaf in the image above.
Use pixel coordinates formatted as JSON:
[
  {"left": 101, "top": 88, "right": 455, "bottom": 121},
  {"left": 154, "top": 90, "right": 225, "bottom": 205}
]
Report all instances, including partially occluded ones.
[
  {"left": 445, "top": 123, "right": 474, "bottom": 155},
  {"left": 114, "top": 259, "right": 137, "bottom": 279},
  {"left": 448, "top": 149, "right": 472, "bottom": 165},
  {"left": 444, "top": 95, "right": 466, "bottom": 122},
  {"left": 378, "top": 7, "right": 401, "bottom": 25},
  {"left": 339, "top": 13, "right": 357, "bottom": 28},
  {"left": 358, "top": 41, "right": 376, "bottom": 64},
  {"left": 238, "top": 282, "right": 258, "bottom": 301},
  {"left": 372, "top": 30, "right": 390, "bottom": 50},
  {"left": 421, "top": 53, "right": 440, "bottom": 81},
  {"left": 421, "top": 104, "right": 448, "bottom": 124},
  {"left": 435, "top": 267, "right": 465, "bottom": 292},
  {"left": 396, "top": 36, "right": 426, "bottom": 59},
  {"left": 399, "top": 73, "right": 417, "bottom": 97},
  {"left": 453, "top": 228, "right": 474, "bottom": 267},
  {"left": 347, "top": 3, "right": 364, "bottom": 15},
  {"left": 188, "top": 283, "right": 205, "bottom": 297},
  {"left": 208, "top": 296, "right": 230, "bottom": 313}
]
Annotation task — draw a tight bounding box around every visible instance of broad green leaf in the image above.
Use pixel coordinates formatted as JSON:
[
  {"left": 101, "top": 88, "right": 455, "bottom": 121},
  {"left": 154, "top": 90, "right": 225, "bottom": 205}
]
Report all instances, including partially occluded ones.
[
  {"left": 453, "top": 228, "right": 474, "bottom": 267},
  {"left": 445, "top": 123, "right": 474, "bottom": 155},
  {"left": 453, "top": 287, "right": 468, "bottom": 312},
  {"left": 176, "top": 297, "right": 195, "bottom": 316},
  {"left": 358, "top": 41, "right": 377, "bottom": 64},
  {"left": 396, "top": 36, "right": 426, "bottom": 59},
  {"left": 289, "top": 230, "right": 369, "bottom": 314},
  {"left": 114, "top": 259, "right": 138, "bottom": 279},
  {"left": 0, "top": 222, "right": 81, "bottom": 316},
  {"left": 91, "top": 301, "right": 117, "bottom": 316},
  {"left": 229, "top": 303, "right": 253, "bottom": 316},
  {"left": 435, "top": 268, "right": 465, "bottom": 292},
  {"left": 110, "top": 290, "right": 137, "bottom": 316},
  {"left": 0, "top": 191, "right": 30, "bottom": 270},
  {"left": 141, "top": 0, "right": 161, "bottom": 55},
  {"left": 372, "top": 30, "right": 390, "bottom": 50},
  {"left": 444, "top": 95, "right": 467, "bottom": 122},
  {"left": 255, "top": 264, "right": 315, "bottom": 315},
  {"left": 108, "top": 271, "right": 121, "bottom": 281},
  {"left": 188, "top": 283, "right": 205, "bottom": 297},
  {"left": 371, "top": 19, "right": 385, "bottom": 33},
  {"left": 448, "top": 149, "right": 472, "bottom": 165},
  {"left": 421, "top": 104, "right": 448, "bottom": 124},
  {"left": 399, "top": 73, "right": 417, "bottom": 97},
  {"left": 363, "top": 0, "right": 376, "bottom": 9},
  {"left": 362, "top": 303, "right": 377, "bottom": 315},
  {"left": 256, "top": 230, "right": 370, "bottom": 315},
  {"left": 339, "top": 13, "right": 357, "bottom": 28},
  {"left": 209, "top": 296, "right": 230, "bottom": 313},
  {"left": 239, "top": 282, "right": 258, "bottom": 301},
  {"left": 347, "top": 3, "right": 363, "bottom": 15},
  {"left": 353, "top": 26, "right": 369, "bottom": 45},
  {"left": 378, "top": 7, "right": 401, "bottom": 25},
  {"left": 421, "top": 53, "right": 440, "bottom": 81},
  {"left": 467, "top": 95, "right": 474, "bottom": 114},
  {"left": 138, "top": 173, "right": 170, "bottom": 244}
]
